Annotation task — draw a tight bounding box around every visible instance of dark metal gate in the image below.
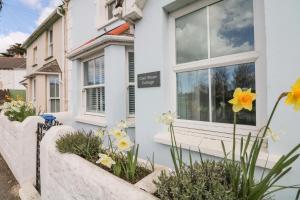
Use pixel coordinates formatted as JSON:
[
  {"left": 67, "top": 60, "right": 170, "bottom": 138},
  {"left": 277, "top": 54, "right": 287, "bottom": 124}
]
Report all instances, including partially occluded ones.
[{"left": 36, "top": 120, "right": 62, "bottom": 193}]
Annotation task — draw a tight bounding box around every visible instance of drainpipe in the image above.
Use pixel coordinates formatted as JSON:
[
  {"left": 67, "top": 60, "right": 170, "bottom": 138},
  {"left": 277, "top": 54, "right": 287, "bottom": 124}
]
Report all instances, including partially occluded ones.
[{"left": 56, "top": 5, "right": 67, "bottom": 112}]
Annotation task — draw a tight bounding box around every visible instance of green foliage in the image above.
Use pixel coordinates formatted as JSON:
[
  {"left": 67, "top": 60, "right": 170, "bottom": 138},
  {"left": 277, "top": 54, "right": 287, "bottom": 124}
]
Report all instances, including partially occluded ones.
[
  {"left": 56, "top": 129, "right": 152, "bottom": 184},
  {"left": 155, "top": 161, "right": 234, "bottom": 200},
  {"left": 1, "top": 100, "right": 35, "bottom": 122},
  {"left": 9, "top": 90, "right": 26, "bottom": 101},
  {"left": 56, "top": 131, "right": 102, "bottom": 162}
]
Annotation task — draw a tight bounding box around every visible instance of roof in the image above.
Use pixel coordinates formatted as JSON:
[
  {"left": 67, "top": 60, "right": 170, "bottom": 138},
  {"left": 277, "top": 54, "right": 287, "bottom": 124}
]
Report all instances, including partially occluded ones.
[
  {"left": 22, "top": 6, "right": 64, "bottom": 48},
  {"left": 0, "top": 57, "right": 26, "bottom": 70}
]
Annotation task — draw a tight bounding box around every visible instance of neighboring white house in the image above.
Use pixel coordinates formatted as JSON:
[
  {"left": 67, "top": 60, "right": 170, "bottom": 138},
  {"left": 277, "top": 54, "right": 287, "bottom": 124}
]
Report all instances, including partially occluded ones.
[{"left": 0, "top": 57, "right": 26, "bottom": 90}]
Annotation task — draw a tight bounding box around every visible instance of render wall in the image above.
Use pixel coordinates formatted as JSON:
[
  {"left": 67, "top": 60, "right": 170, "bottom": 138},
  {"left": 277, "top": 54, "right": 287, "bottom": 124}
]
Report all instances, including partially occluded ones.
[{"left": 134, "top": 0, "right": 300, "bottom": 199}]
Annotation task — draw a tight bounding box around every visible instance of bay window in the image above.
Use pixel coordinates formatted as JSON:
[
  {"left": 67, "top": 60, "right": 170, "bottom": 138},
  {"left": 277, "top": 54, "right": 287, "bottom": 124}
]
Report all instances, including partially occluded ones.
[
  {"left": 171, "top": 0, "right": 261, "bottom": 128},
  {"left": 83, "top": 56, "right": 105, "bottom": 114}
]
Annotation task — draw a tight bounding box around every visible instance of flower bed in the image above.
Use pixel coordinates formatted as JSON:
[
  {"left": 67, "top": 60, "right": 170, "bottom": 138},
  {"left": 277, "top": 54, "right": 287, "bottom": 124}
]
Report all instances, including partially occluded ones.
[{"left": 41, "top": 125, "right": 167, "bottom": 200}]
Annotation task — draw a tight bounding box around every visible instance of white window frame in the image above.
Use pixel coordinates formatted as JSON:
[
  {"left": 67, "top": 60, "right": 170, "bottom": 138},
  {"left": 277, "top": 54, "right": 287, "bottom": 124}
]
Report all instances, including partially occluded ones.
[
  {"left": 47, "top": 28, "right": 53, "bottom": 58},
  {"left": 48, "top": 75, "right": 60, "bottom": 113},
  {"left": 106, "top": 0, "right": 117, "bottom": 22},
  {"left": 32, "top": 79, "right": 36, "bottom": 102},
  {"left": 33, "top": 47, "right": 38, "bottom": 65},
  {"left": 81, "top": 54, "right": 105, "bottom": 117},
  {"left": 126, "top": 49, "right": 135, "bottom": 118},
  {"left": 168, "top": 0, "right": 267, "bottom": 138}
]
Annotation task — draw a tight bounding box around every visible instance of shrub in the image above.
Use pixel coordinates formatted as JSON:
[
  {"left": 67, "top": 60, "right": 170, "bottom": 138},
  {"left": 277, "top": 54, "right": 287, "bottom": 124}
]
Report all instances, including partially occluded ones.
[
  {"left": 1, "top": 100, "right": 35, "bottom": 122},
  {"left": 56, "top": 131, "right": 102, "bottom": 162},
  {"left": 56, "top": 121, "right": 152, "bottom": 184},
  {"left": 155, "top": 161, "right": 234, "bottom": 200}
]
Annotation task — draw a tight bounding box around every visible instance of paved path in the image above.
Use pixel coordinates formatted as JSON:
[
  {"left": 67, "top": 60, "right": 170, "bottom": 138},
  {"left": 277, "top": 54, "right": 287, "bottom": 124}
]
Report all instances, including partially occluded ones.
[{"left": 0, "top": 153, "right": 20, "bottom": 200}]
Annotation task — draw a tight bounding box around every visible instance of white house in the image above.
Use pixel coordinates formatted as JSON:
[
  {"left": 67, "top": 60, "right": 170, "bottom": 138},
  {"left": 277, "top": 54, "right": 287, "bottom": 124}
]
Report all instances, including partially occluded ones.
[{"left": 0, "top": 57, "right": 26, "bottom": 90}]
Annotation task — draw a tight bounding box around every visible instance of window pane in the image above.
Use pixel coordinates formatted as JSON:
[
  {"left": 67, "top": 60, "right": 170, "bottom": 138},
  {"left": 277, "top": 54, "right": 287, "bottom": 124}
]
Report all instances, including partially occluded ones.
[
  {"left": 86, "top": 88, "right": 97, "bottom": 112},
  {"left": 50, "top": 99, "right": 60, "bottom": 113},
  {"left": 211, "top": 63, "right": 255, "bottom": 125},
  {"left": 97, "top": 87, "right": 105, "bottom": 113},
  {"left": 176, "top": 7, "right": 208, "bottom": 64},
  {"left": 209, "top": 0, "right": 254, "bottom": 58},
  {"left": 95, "top": 57, "right": 104, "bottom": 85},
  {"left": 84, "top": 61, "right": 95, "bottom": 86},
  {"left": 107, "top": 2, "right": 114, "bottom": 20},
  {"left": 50, "top": 76, "right": 59, "bottom": 98},
  {"left": 177, "top": 69, "right": 209, "bottom": 121}
]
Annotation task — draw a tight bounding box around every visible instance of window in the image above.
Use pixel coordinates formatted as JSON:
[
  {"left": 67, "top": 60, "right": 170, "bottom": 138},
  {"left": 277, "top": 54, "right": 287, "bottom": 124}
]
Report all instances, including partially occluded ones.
[
  {"left": 49, "top": 75, "right": 60, "bottom": 113},
  {"left": 173, "top": 0, "right": 257, "bottom": 126},
  {"left": 128, "top": 52, "right": 135, "bottom": 115},
  {"left": 83, "top": 56, "right": 105, "bottom": 113},
  {"left": 47, "top": 29, "right": 53, "bottom": 57},
  {"left": 32, "top": 79, "right": 36, "bottom": 101},
  {"left": 106, "top": 0, "right": 116, "bottom": 21},
  {"left": 33, "top": 47, "right": 37, "bottom": 65}
]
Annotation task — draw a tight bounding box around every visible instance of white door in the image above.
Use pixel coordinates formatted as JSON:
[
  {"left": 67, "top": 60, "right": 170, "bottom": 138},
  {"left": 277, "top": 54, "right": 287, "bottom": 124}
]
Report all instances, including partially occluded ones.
[{"left": 48, "top": 75, "right": 60, "bottom": 113}]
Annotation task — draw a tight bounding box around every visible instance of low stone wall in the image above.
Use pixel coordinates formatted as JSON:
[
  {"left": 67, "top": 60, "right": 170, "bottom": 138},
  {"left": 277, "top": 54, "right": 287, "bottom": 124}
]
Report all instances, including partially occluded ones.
[
  {"left": 40, "top": 125, "right": 162, "bottom": 200},
  {"left": 0, "top": 113, "right": 44, "bottom": 186}
]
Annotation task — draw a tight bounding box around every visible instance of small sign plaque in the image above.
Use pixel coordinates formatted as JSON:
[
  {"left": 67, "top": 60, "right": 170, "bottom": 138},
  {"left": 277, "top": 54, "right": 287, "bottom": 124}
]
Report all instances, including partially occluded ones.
[{"left": 137, "top": 71, "right": 161, "bottom": 88}]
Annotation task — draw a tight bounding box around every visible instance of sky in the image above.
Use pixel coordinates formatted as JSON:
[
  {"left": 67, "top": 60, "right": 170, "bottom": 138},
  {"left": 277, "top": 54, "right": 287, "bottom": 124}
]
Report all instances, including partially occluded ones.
[{"left": 0, "top": 0, "right": 62, "bottom": 52}]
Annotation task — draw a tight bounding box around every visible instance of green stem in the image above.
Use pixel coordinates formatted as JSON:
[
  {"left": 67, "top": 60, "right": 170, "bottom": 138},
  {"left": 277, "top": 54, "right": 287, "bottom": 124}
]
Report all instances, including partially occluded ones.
[{"left": 233, "top": 113, "right": 237, "bottom": 162}]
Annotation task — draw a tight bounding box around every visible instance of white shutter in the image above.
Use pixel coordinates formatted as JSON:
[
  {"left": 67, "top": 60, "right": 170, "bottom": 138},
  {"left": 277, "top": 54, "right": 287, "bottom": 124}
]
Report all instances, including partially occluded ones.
[
  {"left": 128, "top": 52, "right": 135, "bottom": 83},
  {"left": 86, "top": 88, "right": 97, "bottom": 112},
  {"left": 128, "top": 85, "right": 135, "bottom": 114},
  {"left": 128, "top": 52, "right": 135, "bottom": 115}
]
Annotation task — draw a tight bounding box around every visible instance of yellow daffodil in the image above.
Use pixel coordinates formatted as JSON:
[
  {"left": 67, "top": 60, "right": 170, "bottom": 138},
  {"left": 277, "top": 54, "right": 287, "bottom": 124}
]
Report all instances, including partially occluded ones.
[
  {"left": 111, "top": 129, "right": 127, "bottom": 140},
  {"left": 285, "top": 78, "right": 300, "bottom": 111},
  {"left": 115, "top": 137, "right": 134, "bottom": 152},
  {"left": 158, "top": 111, "right": 176, "bottom": 125},
  {"left": 96, "top": 154, "right": 115, "bottom": 168},
  {"left": 229, "top": 88, "right": 256, "bottom": 113}
]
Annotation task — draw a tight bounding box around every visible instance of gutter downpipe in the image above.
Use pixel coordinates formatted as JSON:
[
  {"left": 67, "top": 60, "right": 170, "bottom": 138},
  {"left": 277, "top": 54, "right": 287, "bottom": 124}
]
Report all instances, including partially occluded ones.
[{"left": 56, "top": 5, "right": 67, "bottom": 112}]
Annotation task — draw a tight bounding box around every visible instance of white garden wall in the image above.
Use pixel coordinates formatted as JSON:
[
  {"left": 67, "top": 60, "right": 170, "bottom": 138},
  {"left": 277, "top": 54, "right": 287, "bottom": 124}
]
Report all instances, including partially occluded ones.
[
  {"left": 40, "top": 125, "right": 162, "bottom": 200},
  {"left": 0, "top": 113, "right": 44, "bottom": 186}
]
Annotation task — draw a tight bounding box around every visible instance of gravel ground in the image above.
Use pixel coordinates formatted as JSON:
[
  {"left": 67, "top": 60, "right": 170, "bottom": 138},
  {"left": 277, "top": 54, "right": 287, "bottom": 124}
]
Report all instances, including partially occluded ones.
[{"left": 0, "top": 153, "right": 20, "bottom": 200}]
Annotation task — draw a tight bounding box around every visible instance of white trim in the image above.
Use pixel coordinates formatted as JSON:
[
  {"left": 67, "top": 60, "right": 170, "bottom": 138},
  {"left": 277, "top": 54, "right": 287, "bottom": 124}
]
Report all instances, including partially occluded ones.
[
  {"left": 167, "top": 0, "right": 267, "bottom": 142},
  {"left": 75, "top": 115, "right": 107, "bottom": 127},
  {"left": 154, "top": 132, "right": 280, "bottom": 169}
]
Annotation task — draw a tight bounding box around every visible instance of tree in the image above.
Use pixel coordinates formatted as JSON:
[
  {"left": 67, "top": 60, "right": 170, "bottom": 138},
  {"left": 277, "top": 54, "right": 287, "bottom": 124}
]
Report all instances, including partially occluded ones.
[
  {"left": 0, "top": 0, "right": 3, "bottom": 12},
  {"left": 0, "top": 43, "right": 26, "bottom": 57}
]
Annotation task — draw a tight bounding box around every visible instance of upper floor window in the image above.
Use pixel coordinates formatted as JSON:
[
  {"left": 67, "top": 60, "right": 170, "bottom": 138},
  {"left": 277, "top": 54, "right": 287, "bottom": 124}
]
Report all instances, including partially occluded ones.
[
  {"left": 175, "top": 0, "right": 254, "bottom": 64},
  {"left": 33, "top": 47, "right": 38, "bottom": 65},
  {"left": 83, "top": 56, "right": 105, "bottom": 114},
  {"left": 106, "top": 0, "right": 116, "bottom": 21},
  {"left": 172, "top": 0, "right": 257, "bottom": 126},
  {"left": 47, "top": 29, "right": 53, "bottom": 57}
]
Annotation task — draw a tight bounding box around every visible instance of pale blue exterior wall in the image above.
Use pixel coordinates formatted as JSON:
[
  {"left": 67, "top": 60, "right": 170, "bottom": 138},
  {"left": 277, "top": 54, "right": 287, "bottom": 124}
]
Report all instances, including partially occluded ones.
[{"left": 134, "top": 0, "right": 300, "bottom": 199}]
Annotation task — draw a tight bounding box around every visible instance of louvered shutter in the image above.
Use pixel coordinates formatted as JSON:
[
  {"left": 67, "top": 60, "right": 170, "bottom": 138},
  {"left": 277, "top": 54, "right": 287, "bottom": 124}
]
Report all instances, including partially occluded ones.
[{"left": 128, "top": 52, "right": 135, "bottom": 115}]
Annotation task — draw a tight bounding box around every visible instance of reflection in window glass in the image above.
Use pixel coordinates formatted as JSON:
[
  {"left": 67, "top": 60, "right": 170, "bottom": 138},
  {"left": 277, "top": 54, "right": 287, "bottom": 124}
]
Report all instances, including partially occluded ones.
[
  {"left": 211, "top": 63, "right": 255, "bottom": 125},
  {"left": 175, "top": 7, "right": 208, "bottom": 64},
  {"left": 176, "top": 63, "right": 256, "bottom": 125},
  {"left": 209, "top": 0, "right": 254, "bottom": 58},
  {"left": 177, "top": 70, "right": 210, "bottom": 121}
]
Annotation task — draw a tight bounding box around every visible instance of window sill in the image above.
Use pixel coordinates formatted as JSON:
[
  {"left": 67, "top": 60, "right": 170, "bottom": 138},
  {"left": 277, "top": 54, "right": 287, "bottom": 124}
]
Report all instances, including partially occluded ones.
[
  {"left": 154, "top": 132, "right": 281, "bottom": 169},
  {"left": 97, "top": 17, "right": 119, "bottom": 31},
  {"left": 75, "top": 115, "right": 107, "bottom": 127}
]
